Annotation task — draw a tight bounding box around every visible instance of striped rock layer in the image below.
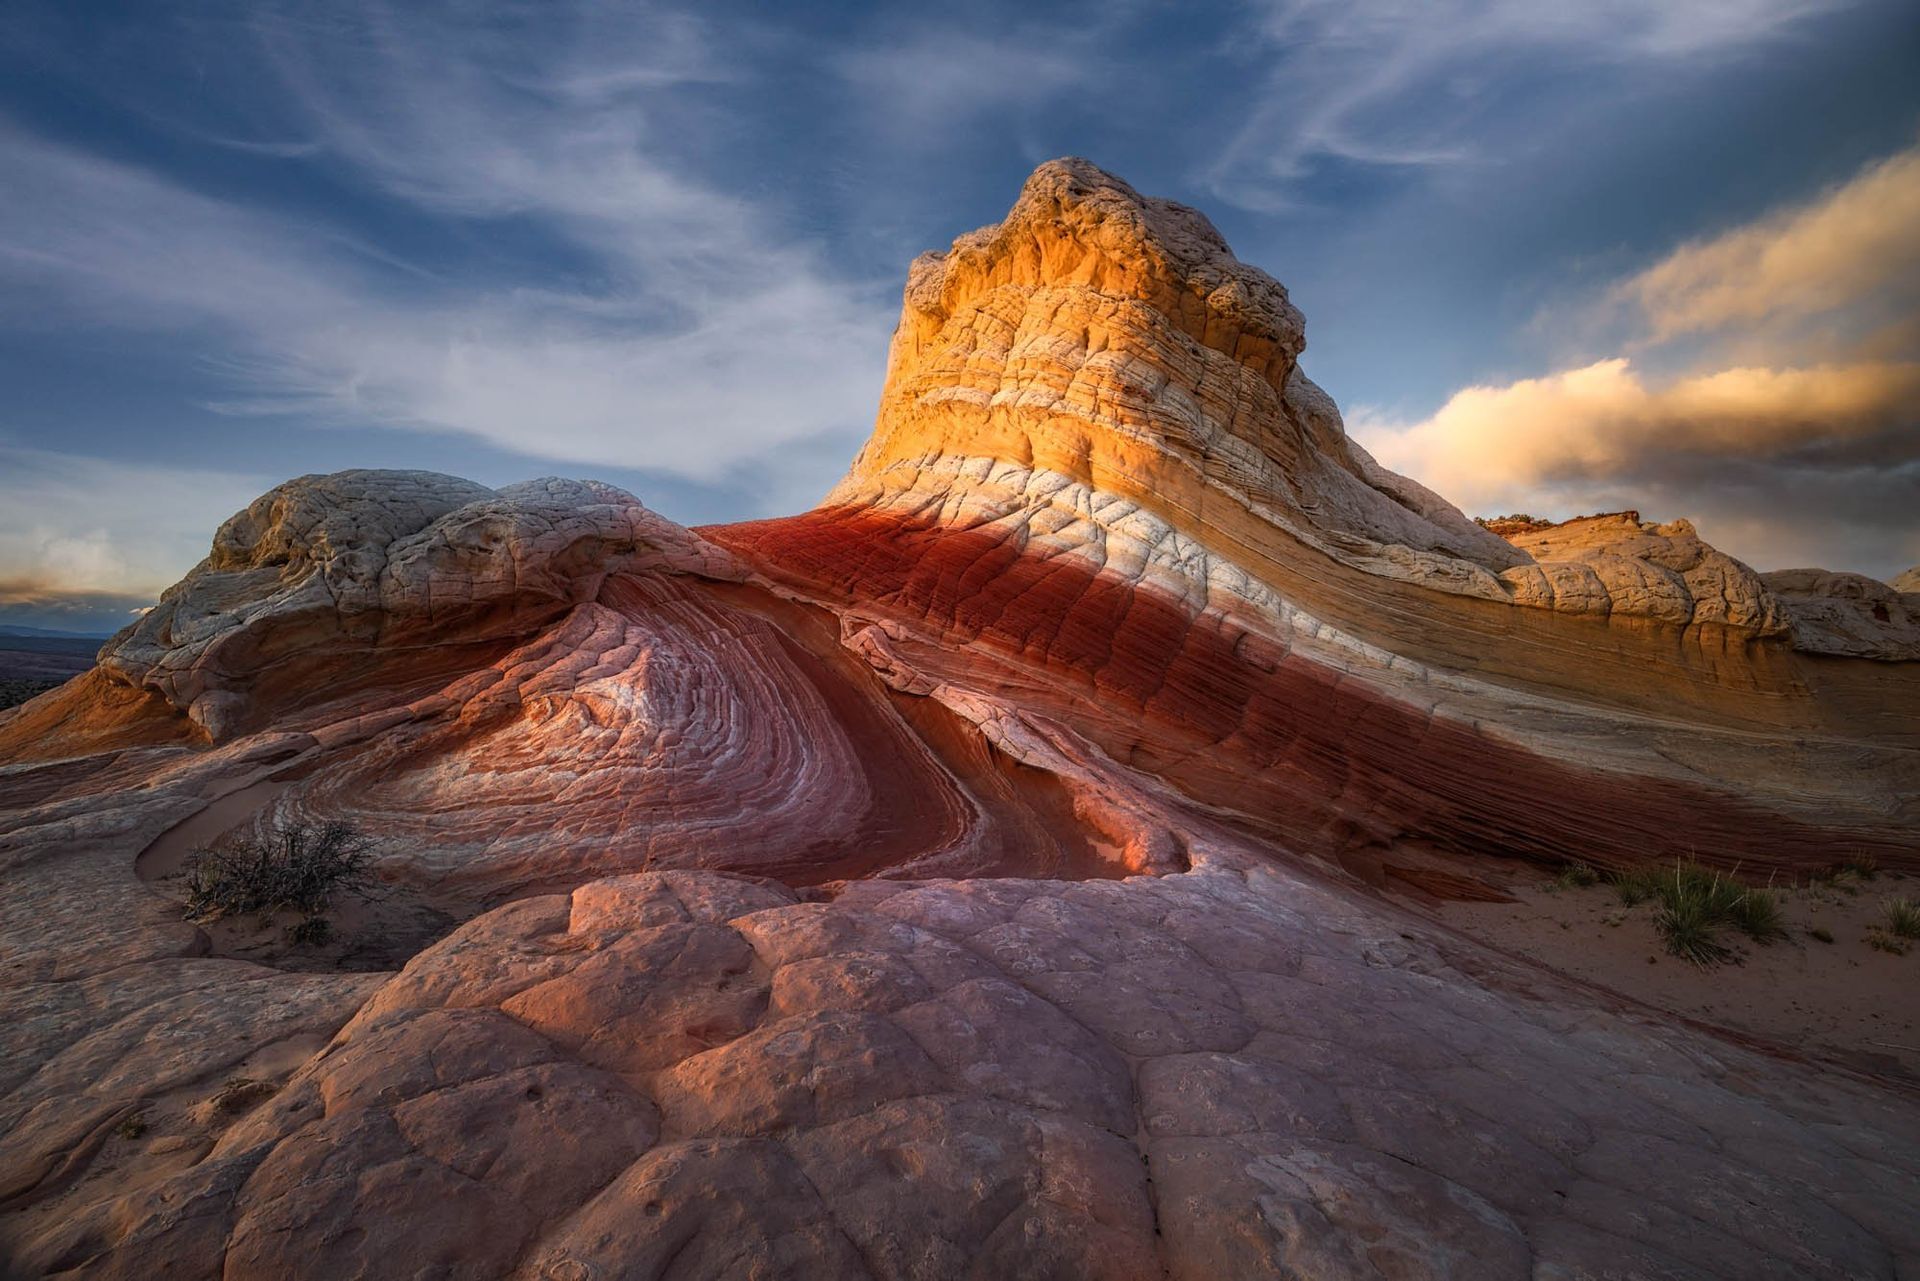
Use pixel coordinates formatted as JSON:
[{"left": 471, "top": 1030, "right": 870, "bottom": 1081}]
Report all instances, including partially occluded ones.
[{"left": 1, "top": 160, "right": 1917, "bottom": 1278}]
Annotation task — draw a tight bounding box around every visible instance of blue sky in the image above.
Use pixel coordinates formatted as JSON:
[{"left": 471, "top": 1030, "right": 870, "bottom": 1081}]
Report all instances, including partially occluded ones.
[{"left": 2, "top": 0, "right": 1917, "bottom": 632}]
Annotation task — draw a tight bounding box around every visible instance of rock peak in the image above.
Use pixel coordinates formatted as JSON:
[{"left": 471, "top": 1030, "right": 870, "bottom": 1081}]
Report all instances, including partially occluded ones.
[
  {"left": 836, "top": 160, "right": 1524, "bottom": 593},
  {"left": 830, "top": 162, "right": 1826, "bottom": 642},
  {"left": 893, "top": 156, "right": 1306, "bottom": 389},
  {"left": 1005, "top": 156, "right": 1240, "bottom": 273}
]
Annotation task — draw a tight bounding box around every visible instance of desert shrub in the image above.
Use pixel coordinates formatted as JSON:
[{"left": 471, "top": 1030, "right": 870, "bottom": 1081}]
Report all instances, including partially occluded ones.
[
  {"left": 1655, "top": 890, "right": 1734, "bottom": 966},
  {"left": 1818, "top": 854, "right": 1880, "bottom": 892},
  {"left": 1609, "top": 866, "right": 1663, "bottom": 906},
  {"left": 182, "top": 820, "right": 374, "bottom": 933},
  {"left": 1552, "top": 861, "right": 1600, "bottom": 890},
  {"left": 1884, "top": 897, "right": 1920, "bottom": 941},
  {"left": 1631, "top": 859, "right": 1784, "bottom": 965},
  {"left": 1727, "top": 885, "right": 1786, "bottom": 943}
]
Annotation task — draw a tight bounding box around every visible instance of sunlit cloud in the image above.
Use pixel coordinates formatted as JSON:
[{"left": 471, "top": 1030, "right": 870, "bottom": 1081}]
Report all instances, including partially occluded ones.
[
  {"left": 1365, "top": 358, "right": 1920, "bottom": 492},
  {"left": 1355, "top": 140, "right": 1920, "bottom": 579},
  {"left": 0, "top": 581, "right": 165, "bottom": 636},
  {"left": 1615, "top": 142, "right": 1920, "bottom": 344}
]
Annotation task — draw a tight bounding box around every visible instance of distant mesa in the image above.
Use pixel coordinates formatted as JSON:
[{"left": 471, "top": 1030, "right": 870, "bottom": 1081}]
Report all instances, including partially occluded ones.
[
  {"left": 2, "top": 159, "right": 1917, "bottom": 1279},
  {"left": 0, "top": 624, "right": 113, "bottom": 640}
]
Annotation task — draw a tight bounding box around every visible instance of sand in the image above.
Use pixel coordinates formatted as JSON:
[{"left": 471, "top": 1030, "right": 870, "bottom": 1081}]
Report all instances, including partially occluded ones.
[{"left": 1419, "top": 862, "right": 1920, "bottom": 1083}]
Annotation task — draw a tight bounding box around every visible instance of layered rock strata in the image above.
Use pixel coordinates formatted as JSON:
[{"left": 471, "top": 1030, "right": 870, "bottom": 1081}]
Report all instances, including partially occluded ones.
[{"left": 833, "top": 159, "right": 1812, "bottom": 640}]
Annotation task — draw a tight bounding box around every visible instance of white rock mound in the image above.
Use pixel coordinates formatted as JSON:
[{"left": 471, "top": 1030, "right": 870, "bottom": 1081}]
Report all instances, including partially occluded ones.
[{"left": 100, "top": 471, "right": 746, "bottom": 739}]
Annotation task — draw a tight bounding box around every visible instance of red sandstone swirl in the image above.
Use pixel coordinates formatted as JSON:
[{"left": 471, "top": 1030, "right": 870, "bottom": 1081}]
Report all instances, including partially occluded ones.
[
  {"left": 711, "top": 508, "right": 1918, "bottom": 879},
  {"left": 266, "top": 572, "right": 1122, "bottom": 896}
]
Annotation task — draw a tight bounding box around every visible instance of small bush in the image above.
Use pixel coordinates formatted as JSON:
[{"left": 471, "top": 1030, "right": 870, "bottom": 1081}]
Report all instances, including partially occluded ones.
[
  {"left": 1728, "top": 886, "right": 1786, "bottom": 943},
  {"left": 1817, "top": 855, "right": 1879, "bottom": 893},
  {"left": 1883, "top": 897, "right": 1920, "bottom": 941},
  {"left": 1867, "top": 930, "right": 1909, "bottom": 957},
  {"left": 113, "top": 1111, "right": 149, "bottom": 1141},
  {"left": 1656, "top": 892, "right": 1734, "bottom": 966},
  {"left": 1611, "top": 867, "right": 1659, "bottom": 907},
  {"left": 182, "top": 819, "right": 374, "bottom": 926},
  {"left": 1629, "top": 859, "right": 1785, "bottom": 965},
  {"left": 1552, "top": 861, "right": 1600, "bottom": 890}
]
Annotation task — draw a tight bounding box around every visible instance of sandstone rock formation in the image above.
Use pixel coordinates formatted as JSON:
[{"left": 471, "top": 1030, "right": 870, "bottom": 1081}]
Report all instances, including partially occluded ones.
[
  {"left": 1760, "top": 566, "right": 1920, "bottom": 660},
  {"left": 3, "top": 159, "right": 1918, "bottom": 1278},
  {"left": 1492, "top": 511, "right": 1785, "bottom": 633},
  {"left": 822, "top": 160, "right": 1845, "bottom": 643},
  {"left": 101, "top": 471, "right": 748, "bottom": 742}
]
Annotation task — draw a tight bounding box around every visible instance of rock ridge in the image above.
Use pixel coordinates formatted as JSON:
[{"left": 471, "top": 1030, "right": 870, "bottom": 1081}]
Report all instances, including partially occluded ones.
[{"left": 832, "top": 156, "right": 1889, "bottom": 648}]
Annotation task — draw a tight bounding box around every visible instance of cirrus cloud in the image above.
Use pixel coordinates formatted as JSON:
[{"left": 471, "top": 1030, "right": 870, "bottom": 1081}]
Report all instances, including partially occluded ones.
[
  {"left": 1206, "top": 0, "right": 1838, "bottom": 208},
  {"left": 0, "top": 2, "right": 894, "bottom": 485}
]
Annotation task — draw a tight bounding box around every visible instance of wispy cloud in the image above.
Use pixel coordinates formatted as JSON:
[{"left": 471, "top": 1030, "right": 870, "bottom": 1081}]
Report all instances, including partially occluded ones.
[
  {"left": 1205, "top": 0, "right": 1836, "bottom": 208},
  {"left": 0, "top": 1, "right": 893, "bottom": 485},
  {"left": 1615, "top": 142, "right": 1920, "bottom": 347},
  {"left": 831, "top": 29, "right": 1095, "bottom": 137},
  {"left": 1355, "top": 139, "right": 1920, "bottom": 579}
]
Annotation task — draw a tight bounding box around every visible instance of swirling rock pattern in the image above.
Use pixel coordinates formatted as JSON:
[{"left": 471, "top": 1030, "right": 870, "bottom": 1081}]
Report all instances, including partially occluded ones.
[
  {"left": 2, "top": 159, "right": 1919, "bottom": 1277},
  {"left": 101, "top": 473, "right": 745, "bottom": 741}
]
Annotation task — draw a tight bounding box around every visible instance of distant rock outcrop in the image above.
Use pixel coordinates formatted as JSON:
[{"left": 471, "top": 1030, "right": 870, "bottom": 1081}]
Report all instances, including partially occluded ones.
[
  {"left": 1760, "top": 566, "right": 1920, "bottom": 660},
  {"left": 1491, "top": 510, "right": 1786, "bottom": 633},
  {"left": 3, "top": 160, "right": 1918, "bottom": 1279}
]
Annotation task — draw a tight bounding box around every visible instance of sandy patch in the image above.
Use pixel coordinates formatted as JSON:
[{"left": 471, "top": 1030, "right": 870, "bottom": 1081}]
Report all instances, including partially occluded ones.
[{"left": 1418, "top": 862, "right": 1919, "bottom": 1083}]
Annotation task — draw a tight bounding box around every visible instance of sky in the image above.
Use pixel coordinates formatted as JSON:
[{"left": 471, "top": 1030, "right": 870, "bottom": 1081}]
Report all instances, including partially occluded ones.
[{"left": 1, "top": 0, "right": 1916, "bottom": 633}]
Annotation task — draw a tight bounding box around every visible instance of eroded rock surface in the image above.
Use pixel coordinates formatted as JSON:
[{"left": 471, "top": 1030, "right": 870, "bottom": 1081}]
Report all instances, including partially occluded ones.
[
  {"left": 1494, "top": 511, "right": 1786, "bottom": 634},
  {"left": 101, "top": 472, "right": 744, "bottom": 742},
  {"left": 1761, "top": 566, "right": 1920, "bottom": 660},
  {"left": 3, "top": 159, "right": 1919, "bottom": 1278}
]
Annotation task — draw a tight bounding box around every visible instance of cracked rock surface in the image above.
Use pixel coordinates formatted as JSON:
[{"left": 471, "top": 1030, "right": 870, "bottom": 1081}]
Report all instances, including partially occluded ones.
[{"left": 6, "top": 852, "right": 1917, "bottom": 1278}]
